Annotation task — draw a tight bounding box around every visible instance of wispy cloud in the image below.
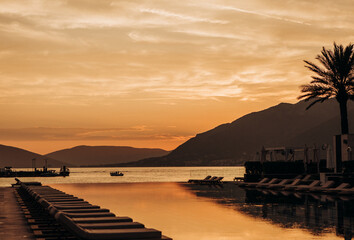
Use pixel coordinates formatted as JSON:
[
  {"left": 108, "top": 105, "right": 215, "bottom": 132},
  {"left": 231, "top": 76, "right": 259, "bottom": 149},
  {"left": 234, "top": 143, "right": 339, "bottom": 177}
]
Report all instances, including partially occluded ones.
[
  {"left": 172, "top": 29, "right": 252, "bottom": 41},
  {"left": 0, "top": 127, "right": 192, "bottom": 142},
  {"left": 139, "top": 8, "right": 228, "bottom": 24},
  {"left": 128, "top": 31, "right": 163, "bottom": 43},
  {"left": 210, "top": 4, "right": 311, "bottom": 26}
]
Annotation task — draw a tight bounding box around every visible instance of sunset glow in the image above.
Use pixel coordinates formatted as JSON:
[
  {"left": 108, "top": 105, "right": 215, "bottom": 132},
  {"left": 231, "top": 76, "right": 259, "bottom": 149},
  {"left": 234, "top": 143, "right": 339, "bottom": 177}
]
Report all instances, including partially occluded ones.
[{"left": 1, "top": 0, "right": 353, "bottom": 153}]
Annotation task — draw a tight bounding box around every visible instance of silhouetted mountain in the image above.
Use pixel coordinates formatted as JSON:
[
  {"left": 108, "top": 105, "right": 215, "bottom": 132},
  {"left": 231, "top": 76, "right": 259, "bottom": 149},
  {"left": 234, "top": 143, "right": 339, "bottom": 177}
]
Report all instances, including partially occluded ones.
[
  {"left": 45, "top": 146, "right": 169, "bottom": 167},
  {"left": 0, "top": 144, "right": 70, "bottom": 168},
  {"left": 120, "top": 99, "right": 354, "bottom": 167}
]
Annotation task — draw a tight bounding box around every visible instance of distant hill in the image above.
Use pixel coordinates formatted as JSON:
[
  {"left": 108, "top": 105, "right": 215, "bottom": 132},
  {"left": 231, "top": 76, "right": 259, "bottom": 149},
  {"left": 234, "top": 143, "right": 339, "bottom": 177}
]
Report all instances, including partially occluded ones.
[
  {"left": 45, "top": 146, "right": 169, "bottom": 167},
  {"left": 120, "top": 99, "right": 354, "bottom": 167},
  {"left": 0, "top": 144, "right": 70, "bottom": 168}
]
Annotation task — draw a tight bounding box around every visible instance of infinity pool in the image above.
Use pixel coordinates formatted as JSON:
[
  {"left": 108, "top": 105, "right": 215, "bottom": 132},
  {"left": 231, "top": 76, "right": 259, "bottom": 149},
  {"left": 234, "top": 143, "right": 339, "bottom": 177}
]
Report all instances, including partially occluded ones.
[{"left": 51, "top": 182, "right": 346, "bottom": 240}]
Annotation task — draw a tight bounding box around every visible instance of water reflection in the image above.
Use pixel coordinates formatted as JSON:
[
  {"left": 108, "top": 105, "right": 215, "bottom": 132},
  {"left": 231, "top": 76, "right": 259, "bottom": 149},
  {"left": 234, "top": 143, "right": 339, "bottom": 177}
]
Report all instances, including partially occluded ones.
[
  {"left": 185, "top": 183, "right": 354, "bottom": 240},
  {"left": 53, "top": 182, "right": 344, "bottom": 240}
]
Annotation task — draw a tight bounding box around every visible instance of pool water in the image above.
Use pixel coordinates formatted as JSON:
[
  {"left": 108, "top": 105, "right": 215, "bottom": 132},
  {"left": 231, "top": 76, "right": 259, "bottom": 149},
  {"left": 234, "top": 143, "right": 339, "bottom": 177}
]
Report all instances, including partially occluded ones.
[{"left": 51, "top": 182, "right": 346, "bottom": 240}]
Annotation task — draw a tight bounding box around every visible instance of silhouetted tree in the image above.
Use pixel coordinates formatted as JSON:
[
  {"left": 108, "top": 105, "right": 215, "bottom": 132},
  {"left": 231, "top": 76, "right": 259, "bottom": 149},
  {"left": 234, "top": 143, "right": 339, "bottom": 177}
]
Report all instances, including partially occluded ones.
[{"left": 299, "top": 42, "right": 354, "bottom": 134}]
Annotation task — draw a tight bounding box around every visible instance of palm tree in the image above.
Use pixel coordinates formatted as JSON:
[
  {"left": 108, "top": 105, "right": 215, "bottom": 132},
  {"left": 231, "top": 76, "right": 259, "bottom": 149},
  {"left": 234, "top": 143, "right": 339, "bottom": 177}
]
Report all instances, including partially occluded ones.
[{"left": 298, "top": 42, "right": 354, "bottom": 134}]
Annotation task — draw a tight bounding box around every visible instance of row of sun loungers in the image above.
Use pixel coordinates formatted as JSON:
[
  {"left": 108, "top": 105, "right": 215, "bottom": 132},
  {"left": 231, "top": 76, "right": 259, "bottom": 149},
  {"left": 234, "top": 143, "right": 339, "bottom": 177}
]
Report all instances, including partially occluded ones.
[
  {"left": 16, "top": 180, "right": 172, "bottom": 240},
  {"left": 238, "top": 176, "right": 354, "bottom": 195},
  {"left": 255, "top": 187, "right": 354, "bottom": 202},
  {"left": 188, "top": 175, "right": 224, "bottom": 184}
]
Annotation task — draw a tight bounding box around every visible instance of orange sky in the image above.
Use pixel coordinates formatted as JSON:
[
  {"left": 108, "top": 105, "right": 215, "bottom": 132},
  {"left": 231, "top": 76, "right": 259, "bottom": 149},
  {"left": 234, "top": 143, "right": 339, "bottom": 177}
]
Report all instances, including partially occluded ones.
[{"left": 0, "top": 0, "right": 353, "bottom": 154}]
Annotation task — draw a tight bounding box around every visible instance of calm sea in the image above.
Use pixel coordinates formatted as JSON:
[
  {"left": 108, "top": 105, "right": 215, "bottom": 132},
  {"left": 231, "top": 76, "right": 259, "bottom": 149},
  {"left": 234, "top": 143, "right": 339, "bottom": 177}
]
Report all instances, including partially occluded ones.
[{"left": 0, "top": 166, "right": 245, "bottom": 187}]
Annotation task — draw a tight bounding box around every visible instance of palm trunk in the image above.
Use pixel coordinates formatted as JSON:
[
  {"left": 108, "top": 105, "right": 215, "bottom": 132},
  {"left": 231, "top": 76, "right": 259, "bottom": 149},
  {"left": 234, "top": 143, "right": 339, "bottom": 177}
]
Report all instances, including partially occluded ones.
[{"left": 339, "top": 99, "right": 349, "bottom": 134}]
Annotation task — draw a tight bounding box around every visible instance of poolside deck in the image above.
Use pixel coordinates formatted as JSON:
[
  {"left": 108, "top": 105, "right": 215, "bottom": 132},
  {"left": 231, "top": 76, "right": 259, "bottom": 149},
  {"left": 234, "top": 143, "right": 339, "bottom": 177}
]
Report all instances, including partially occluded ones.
[{"left": 0, "top": 187, "right": 34, "bottom": 240}]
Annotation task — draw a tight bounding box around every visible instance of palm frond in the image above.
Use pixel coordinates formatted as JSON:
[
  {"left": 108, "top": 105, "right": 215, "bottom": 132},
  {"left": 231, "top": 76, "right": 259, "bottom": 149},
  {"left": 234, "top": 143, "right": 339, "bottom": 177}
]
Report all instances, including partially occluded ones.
[
  {"left": 298, "top": 83, "right": 334, "bottom": 100},
  {"left": 317, "top": 47, "right": 336, "bottom": 73},
  {"left": 300, "top": 42, "right": 354, "bottom": 107},
  {"left": 304, "top": 60, "right": 328, "bottom": 78}
]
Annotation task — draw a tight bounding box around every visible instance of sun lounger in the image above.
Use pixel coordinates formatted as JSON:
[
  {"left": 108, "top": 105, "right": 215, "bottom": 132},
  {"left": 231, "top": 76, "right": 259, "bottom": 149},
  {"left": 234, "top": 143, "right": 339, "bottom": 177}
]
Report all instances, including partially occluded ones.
[
  {"left": 47, "top": 198, "right": 85, "bottom": 202},
  {"left": 266, "top": 179, "right": 292, "bottom": 189},
  {"left": 40, "top": 195, "right": 80, "bottom": 200},
  {"left": 243, "top": 178, "right": 270, "bottom": 188},
  {"left": 201, "top": 176, "right": 223, "bottom": 184},
  {"left": 294, "top": 180, "right": 321, "bottom": 191},
  {"left": 49, "top": 202, "right": 95, "bottom": 208},
  {"left": 301, "top": 175, "right": 312, "bottom": 181},
  {"left": 55, "top": 205, "right": 100, "bottom": 210},
  {"left": 79, "top": 222, "right": 145, "bottom": 229},
  {"left": 283, "top": 178, "right": 307, "bottom": 190},
  {"left": 204, "top": 175, "right": 212, "bottom": 180},
  {"left": 256, "top": 178, "right": 279, "bottom": 188},
  {"left": 62, "top": 209, "right": 111, "bottom": 214},
  {"left": 212, "top": 177, "right": 224, "bottom": 184},
  {"left": 339, "top": 187, "right": 354, "bottom": 195},
  {"left": 49, "top": 201, "right": 90, "bottom": 205},
  {"left": 49, "top": 199, "right": 88, "bottom": 203},
  {"left": 280, "top": 178, "right": 303, "bottom": 189},
  {"left": 30, "top": 189, "right": 64, "bottom": 194},
  {"left": 307, "top": 181, "right": 335, "bottom": 193},
  {"left": 60, "top": 212, "right": 117, "bottom": 218},
  {"left": 56, "top": 212, "right": 163, "bottom": 240},
  {"left": 203, "top": 176, "right": 217, "bottom": 182},
  {"left": 73, "top": 217, "right": 133, "bottom": 224},
  {"left": 188, "top": 175, "right": 211, "bottom": 183},
  {"left": 48, "top": 206, "right": 110, "bottom": 216},
  {"left": 37, "top": 194, "right": 75, "bottom": 199},
  {"left": 323, "top": 183, "right": 351, "bottom": 194},
  {"left": 14, "top": 178, "right": 42, "bottom": 186}
]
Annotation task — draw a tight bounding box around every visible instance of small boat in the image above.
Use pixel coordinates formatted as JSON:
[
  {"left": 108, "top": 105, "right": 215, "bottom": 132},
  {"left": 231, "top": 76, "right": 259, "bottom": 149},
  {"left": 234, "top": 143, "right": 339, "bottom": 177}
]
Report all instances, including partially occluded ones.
[{"left": 110, "top": 171, "right": 124, "bottom": 176}]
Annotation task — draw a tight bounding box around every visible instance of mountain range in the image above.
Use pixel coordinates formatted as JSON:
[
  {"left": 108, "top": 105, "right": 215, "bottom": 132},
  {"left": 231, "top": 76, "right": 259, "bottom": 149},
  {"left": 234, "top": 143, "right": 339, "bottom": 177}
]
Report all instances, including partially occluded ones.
[
  {"left": 0, "top": 144, "right": 69, "bottom": 168},
  {"left": 1, "top": 98, "right": 353, "bottom": 168},
  {"left": 45, "top": 146, "right": 169, "bottom": 167},
  {"left": 0, "top": 145, "right": 168, "bottom": 168},
  {"left": 119, "top": 99, "right": 354, "bottom": 166}
]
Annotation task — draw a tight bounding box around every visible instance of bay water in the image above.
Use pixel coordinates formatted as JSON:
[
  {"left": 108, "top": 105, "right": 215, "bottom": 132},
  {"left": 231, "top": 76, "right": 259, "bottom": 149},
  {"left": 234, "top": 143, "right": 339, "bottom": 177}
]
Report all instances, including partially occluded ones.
[{"left": 0, "top": 166, "right": 244, "bottom": 187}]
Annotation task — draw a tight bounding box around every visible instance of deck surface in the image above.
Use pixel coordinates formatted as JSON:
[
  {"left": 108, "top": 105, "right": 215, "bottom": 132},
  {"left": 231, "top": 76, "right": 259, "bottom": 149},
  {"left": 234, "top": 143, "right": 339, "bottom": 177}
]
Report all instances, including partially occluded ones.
[{"left": 0, "top": 187, "right": 34, "bottom": 240}]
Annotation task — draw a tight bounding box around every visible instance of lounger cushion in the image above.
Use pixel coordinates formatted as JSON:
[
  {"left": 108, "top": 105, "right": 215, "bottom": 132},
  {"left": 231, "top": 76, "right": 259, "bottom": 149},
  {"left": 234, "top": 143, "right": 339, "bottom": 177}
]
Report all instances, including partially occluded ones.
[
  {"left": 72, "top": 217, "right": 133, "bottom": 223},
  {"left": 79, "top": 222, "right": 144, "bottom": 229}
]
